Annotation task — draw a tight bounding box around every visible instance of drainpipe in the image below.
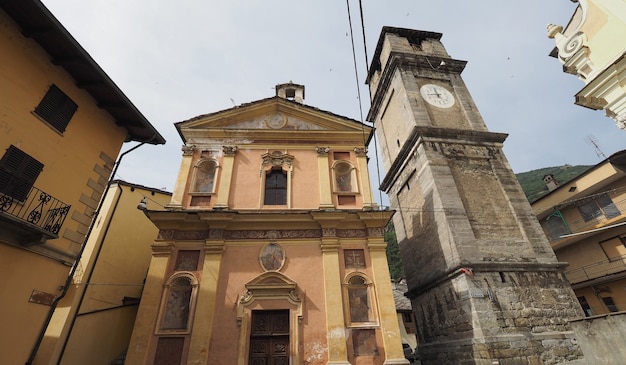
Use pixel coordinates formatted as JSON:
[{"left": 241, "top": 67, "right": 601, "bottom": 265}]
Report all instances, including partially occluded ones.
[{"left": 26, "top": 142, "right": 146, "bottom": 365}]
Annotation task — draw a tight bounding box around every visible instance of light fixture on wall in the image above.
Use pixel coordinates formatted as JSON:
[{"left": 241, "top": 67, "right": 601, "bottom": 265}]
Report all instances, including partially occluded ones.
[
  {"left": 137, "top": 196, "right": 165, "bottom": 211},
  {"left": 137, "top": 197, "right": 148, "bottom": 211}
]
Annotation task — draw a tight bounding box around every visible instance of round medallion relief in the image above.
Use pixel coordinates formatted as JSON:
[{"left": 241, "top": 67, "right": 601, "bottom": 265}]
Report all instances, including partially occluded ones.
[
  {"left": 260, "top": 242, "right": 285, "bottom": 271},
  {"left": 266, "top": 112, "right": 287, "bottom": 129}
]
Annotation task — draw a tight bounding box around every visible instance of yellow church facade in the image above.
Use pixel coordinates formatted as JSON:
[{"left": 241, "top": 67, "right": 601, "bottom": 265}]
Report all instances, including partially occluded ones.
[{"left": 126, "top": 83, "right": 408, "bottom": 365}]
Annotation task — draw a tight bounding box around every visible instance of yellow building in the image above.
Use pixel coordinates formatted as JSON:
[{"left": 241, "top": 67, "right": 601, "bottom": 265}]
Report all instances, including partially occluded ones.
[
  {"left": 0, "top": 1, "right": 165, "bottom": 364},
  {"left": 547, "top": 0, "right": 626, "bottom": 129},
  {"left": 42, "top": 181, "right": 170, "bottom": 365},
  {"left": 126, "top": 83, "right": 408, "bottom": 365},
  {"left": 532, "top": 150, "right": 626, "bottom": 316}
]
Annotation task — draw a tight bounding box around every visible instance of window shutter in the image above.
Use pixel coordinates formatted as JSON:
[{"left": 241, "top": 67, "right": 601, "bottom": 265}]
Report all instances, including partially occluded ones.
[
  {"left": 34, "top": 84, "right": 77, "bottom": 133},
  {"left": 0, "top": 146, "right": 43, "bottom": 201}
]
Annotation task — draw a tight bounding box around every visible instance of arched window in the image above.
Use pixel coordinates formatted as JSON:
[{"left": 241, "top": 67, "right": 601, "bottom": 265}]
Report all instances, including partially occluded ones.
[
  {"left": 333, "top": 161, "right": 357, "bottom": 193},
  {"left": 191, "top": 160, "right": 218, "bottom": 193},
  {"left": 159, "top": 274, "right": 198, "bottom": 332},
  {"left": 264, "top": 169, "right": 287, "bottom": 205},
  {"left": 344, "top": 274, "right": 377, "bottom": 327}
]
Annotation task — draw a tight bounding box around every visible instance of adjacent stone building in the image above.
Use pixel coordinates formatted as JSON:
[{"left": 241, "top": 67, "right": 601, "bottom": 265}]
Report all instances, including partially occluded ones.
[
  {"left": 366, "top": 27, "right": 584, "bottom": 364},
  {"left": 125, "top": 83, "right": 408, "bottom": 365}
]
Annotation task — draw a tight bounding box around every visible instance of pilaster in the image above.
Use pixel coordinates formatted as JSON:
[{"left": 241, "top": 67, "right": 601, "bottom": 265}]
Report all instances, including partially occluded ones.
[
  {"left": 320, "top": 233, "right": 350, "bottom": 365},
  {"left": 368, "top": 237, "right": 409, "bottom": 365},
  {"left": 187, "top": 238, "right": 225, "bottom": 364},
  {"left": 214, "top": 146, "right": 237, "bottom": 209},
  {"left": 167, "top": 145, "right": 194, "bottom": 209},
  {"left": 125, "top": 242, "right": 175, "bottom": 364},
  {"left": 354, "top": 147, "right": 376, "bottom": 210},
  {"left": 316, "top": 147, "right": 334, "bottom": 209}
]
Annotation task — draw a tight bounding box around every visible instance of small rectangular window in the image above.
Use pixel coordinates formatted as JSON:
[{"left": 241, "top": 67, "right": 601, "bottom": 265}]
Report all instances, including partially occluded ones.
[
  {"left": 577, "top": 296, "right": 593, "bottom": 317},
  {"left": 0, "top": 145, "right": 43, "bottom": 201},
  {"left": 602, "top": 296, "right": 619, "bottom": 312},
  {"left": 577, "top": 194, "right": 620, "bottom": 222},
  {"left": 34, "top": 84, "right": 77, "bottom": 133}
]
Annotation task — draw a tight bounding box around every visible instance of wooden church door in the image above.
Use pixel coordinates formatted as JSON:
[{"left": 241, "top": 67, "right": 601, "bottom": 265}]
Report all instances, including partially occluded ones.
[{"left": 248, "top": 310, "right": 289, "bottom": 365}]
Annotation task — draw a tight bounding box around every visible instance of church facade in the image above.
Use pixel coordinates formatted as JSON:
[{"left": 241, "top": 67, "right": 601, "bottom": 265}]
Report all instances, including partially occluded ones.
[{"left": 125, "top": 83, "right": 408, "bottom": 365}]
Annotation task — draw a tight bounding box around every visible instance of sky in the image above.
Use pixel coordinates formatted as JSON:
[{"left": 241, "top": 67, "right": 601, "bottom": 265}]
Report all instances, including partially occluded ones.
[{"left": 41, "top": 0, "right": 626, "bottom": 203}]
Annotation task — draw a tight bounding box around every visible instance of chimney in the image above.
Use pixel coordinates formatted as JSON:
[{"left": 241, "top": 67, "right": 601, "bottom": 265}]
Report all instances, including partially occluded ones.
[
  {"left": 276, "top": 82, "right": 305, "bottom": 104},
  {"left": 543, "top": 174, "right": 559, "bottom": 192}
]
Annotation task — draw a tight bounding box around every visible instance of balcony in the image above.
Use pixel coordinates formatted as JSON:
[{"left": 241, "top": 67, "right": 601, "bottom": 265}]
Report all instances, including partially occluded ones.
[
  {"left": 543, "top": 196, "right": 626, "bottom": 245},
  {"left": 566, "top": 197, "right": 626, "bottom": 235},
  {"left": 566, "top": 255, "right": 626, "bottom": 285},
  {"left": 0, "top": 185, "right": 70, "bottom": 246}
]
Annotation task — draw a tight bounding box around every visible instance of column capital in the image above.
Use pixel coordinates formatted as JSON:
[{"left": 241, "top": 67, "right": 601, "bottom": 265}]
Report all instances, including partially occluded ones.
[
  {"left": 315, "top": 146, "right": 330, "bottom": 156},
  {"left": 223, "top": 145, "right": 238, "bottom": 156},
  {"left": 353, "top": 147, "right": 367, "bottom": 157},
  {"left": 182, "top": 144, "right": 195, "bottom": 156}
]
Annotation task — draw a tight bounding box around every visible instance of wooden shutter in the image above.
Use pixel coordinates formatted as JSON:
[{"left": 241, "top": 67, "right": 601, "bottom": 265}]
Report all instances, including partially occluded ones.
[
  {"left": 0, "top": 145, "right": 43, "bottom": 201},
  {"left": 34, "top": 84, "right": 77, "bottom": 133}
]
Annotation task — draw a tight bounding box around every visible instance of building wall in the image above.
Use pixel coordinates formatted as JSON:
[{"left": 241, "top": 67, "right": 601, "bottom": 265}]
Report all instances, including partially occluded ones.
[
  {"left": 0, "top": 8, "right": 129, "bottom": 364},
  {"left": 37, "top": 183, "right": 171, "bottom": 365},
  {"left": 126, "top": 90, "right": 406, "bottom": 365},
  {"left": 548, "top": 0, "right": 626, "bottom": 128},
  {"left": 533, "top": 153, "right": 626, "bottom": 318}
]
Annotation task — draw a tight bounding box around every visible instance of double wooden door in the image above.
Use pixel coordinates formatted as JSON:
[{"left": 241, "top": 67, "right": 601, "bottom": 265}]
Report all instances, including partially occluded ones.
[{"left": 248, "top": 310, "right": 289, "bottom": 365}]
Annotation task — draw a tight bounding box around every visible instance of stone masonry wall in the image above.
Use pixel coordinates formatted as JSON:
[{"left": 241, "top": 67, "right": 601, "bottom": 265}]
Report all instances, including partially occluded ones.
[{"left": 413, "top": 271, "right": 583, "bottom": 365}]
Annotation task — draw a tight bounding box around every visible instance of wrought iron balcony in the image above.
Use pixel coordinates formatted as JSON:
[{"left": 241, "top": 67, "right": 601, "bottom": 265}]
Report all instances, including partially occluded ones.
[{"left": 0, "top": 185, "right": 70, "bottom": 245}]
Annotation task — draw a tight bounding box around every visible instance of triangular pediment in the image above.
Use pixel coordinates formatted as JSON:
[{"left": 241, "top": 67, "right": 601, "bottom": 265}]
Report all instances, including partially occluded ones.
[{"left": 175, "top": 97, "right": 371, "bottom": 143}]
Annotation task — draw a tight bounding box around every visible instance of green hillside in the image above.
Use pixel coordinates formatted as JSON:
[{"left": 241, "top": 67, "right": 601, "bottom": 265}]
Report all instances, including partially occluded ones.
[{"left": 515, "top": 165, "right": 592, "bottom": 202}]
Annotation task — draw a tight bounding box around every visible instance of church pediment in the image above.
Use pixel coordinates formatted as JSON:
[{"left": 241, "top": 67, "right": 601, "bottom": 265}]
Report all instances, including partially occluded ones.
[{"left": 176, "top": 97, "right": 370, "bottom": 142}]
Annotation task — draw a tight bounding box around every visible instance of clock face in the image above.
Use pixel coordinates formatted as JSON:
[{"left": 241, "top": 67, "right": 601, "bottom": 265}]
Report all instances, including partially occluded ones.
[
  {"left": 266, "top": 112, "right": 287, "bottom": 129},
  {"left": 420, "top": 84, "right": 455, "bottom": 108}
]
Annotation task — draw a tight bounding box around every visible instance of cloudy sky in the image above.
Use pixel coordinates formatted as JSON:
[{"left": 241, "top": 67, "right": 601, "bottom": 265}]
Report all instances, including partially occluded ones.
[{"left": 42, "top": 0, "right": 625, "bottom": 202}]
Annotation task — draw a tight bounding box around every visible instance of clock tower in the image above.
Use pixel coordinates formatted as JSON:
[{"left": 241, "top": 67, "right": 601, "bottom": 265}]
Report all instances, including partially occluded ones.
[{"left": 367, "top": 27, "right": 583, "bottom": 364}]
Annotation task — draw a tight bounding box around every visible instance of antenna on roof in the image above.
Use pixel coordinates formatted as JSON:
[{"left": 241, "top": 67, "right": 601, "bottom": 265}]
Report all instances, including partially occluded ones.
[{"left": 586, "top": 135, "right": 607, "bottom": 159}]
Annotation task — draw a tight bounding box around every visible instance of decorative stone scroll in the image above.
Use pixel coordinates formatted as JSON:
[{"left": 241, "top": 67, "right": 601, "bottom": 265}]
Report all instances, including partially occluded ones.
[
  {"left": 181, "top": 144, "right": 195, "bottom": 156},
  {"left": 315, "top": 146, "right": 330, "bottom": 156},
  {"left": 353, "top": 147, "right": 368, "bottom": 157},
  {"left": 222, "top": 145, "right": 238, "bottom": 156},
  {"left": 236, "top": 271, "right": 303, "bottom": 326}
]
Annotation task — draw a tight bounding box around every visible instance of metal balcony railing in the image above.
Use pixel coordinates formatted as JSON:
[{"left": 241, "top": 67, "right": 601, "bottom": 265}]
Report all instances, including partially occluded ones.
[
  {"left": 543, "top": 197, "right": 626, "bottom": 243},
  {"left": 0, "top": 185, "right": 70, "bottom": 237},
  {"left": 565, "top": 255, "right": 626, "bottom": 284}
]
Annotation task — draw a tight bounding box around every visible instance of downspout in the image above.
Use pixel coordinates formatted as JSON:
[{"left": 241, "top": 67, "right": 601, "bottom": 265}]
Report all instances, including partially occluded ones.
[{"left": 26, "top": 142, "right": 146, "bottom": 365}]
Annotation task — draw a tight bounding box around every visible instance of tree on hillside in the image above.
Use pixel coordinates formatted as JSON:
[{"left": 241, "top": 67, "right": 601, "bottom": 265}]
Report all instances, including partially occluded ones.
[{"left": 385, "top": 222, "right": 405, "bottom": 281}]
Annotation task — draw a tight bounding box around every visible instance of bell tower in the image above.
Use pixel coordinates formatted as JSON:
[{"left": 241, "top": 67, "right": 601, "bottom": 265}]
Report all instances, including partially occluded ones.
[{"left": 367, "top": 27, "right": 583, "bottom": 364}]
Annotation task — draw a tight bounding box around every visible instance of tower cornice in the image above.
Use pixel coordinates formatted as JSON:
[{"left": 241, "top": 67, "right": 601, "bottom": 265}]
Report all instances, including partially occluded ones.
[{"left": 379, "top": 126, "right": 508, "bottom": 192}]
